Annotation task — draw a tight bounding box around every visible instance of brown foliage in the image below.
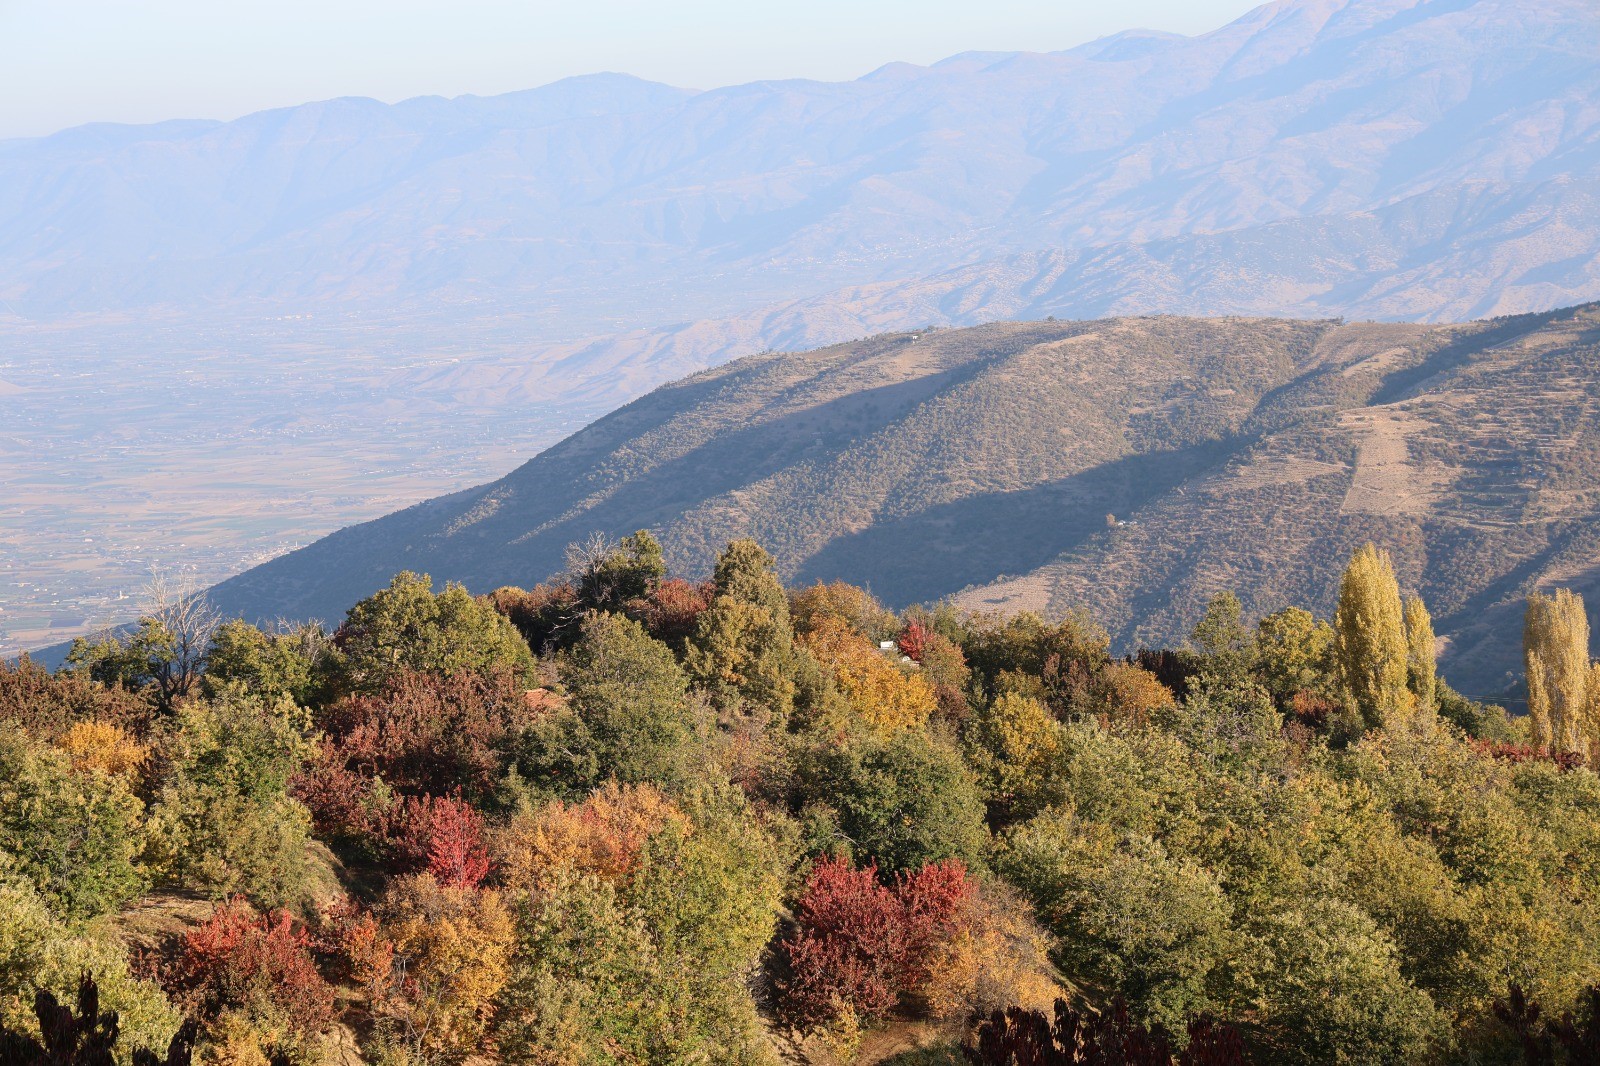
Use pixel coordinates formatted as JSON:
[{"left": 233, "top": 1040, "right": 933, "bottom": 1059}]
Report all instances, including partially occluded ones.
[{"left": 0, "top": 656, "right": 152, "bottom": 742}]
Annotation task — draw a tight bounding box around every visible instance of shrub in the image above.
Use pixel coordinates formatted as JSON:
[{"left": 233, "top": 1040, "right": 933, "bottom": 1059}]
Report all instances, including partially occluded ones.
[
  {"left": 0, "top": 656, "right": 152, "bottom": 742},
  {"left": 172, "top": 898, "right": 334, "bottom": 1064},
  {"left": 358, "top": 874, "right": 514, "bottom": 1066},
  {"left": 0, "top": 730, "right": 147, "bottom": 920},
  {"left": 331, "top": 572, "right": 536, "bottom": 694},
  {"left": 145, "top": 695, "right": 312, "bottom": 906},
  {"left": 780, "top": 855, "right": 974, "bottom": 1025},
  {"left": 0, "top": 975, "right": 196, "bottom": 1066},
  {"left": 60, "top": 720, "right": 149, "bottom": 778},
  {"left": 805, "top": 729, "right": 988, "bottom": 874},
  {"left": 0, "top": 878, "right": 183, "bottom": 1064},
  {"left": 968, "top": 997, "right": 1247, "bottom": 1066},
  {"left": 312, "top": 667, "right": 526, "bottom": 803}
]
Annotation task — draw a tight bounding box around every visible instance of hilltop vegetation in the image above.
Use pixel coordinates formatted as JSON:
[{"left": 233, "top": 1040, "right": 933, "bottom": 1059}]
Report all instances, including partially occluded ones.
[
  {"left": 5, "top": 536, "right": 1600, "bottom": 1064},
  {"left": 206, "top": 302, "right": 1600, "bottom": 696}
]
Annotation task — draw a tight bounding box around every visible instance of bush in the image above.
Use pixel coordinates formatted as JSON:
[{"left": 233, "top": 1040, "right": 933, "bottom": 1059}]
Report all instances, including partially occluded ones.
[
  {"left": 0, "top": 878, "right": 183, "bottom": 1064},
  {"left": 779, "top": 855, "right": 973, "bottom": 1025},
  {"left": 145, "top": 695, "right": 312, "bottom": 907},
  {"left": 358, "top": 874, "right": 514, "bottom": 1066},
  {"left": 805, "top": 729, "right": 988, "bottom": 874},
  {"left": 172, "top": 898, "right": 334, "bottom": 1065},
  {"left": 331, "top": 572, "right": 536, "bottom": 694},
  {"left": 0, "top": 730, "right": 147, "bottom": 920}
]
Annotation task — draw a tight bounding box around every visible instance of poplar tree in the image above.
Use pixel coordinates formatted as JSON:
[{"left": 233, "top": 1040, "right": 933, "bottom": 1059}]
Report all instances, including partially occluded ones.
[
  {"left": 1524, "top": 588, "right": 1592, "bottom": 756},
  {"left": 1403, "top": 596, "right": 1437, "bottom": 725},
  {"left": 1333, "top": 544, "right": 1411, "bottom": 731}
]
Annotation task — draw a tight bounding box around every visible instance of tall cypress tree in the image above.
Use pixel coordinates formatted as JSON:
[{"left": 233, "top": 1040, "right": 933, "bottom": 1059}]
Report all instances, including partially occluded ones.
[{"left": 1403, "top": 596, "right": 1437, "bottom": 727}]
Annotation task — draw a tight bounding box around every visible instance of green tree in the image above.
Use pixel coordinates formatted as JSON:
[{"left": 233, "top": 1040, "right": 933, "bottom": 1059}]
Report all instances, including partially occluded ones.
[
  {"left": 1255, "top": 607, "right": 1336, "bottom": 702},
  {"left": 685, "top": 540, "right": 798, "bottom": 720},
  {"left": 567, "top": 530, "right": 667, "bottom": 614},
  {"left": 146, "top": 693, "right": 313, "bottom": 906},
  {"left": 1523, "top": 588, "right": 1593, "bottom": 756},
  {"left": 525, "top": 612, "right": 709, "bottom": 794},
  {"left": 203, "top": 619, "right": 331, "bottom": 706},
  {"left": 1191, "top": 591, "right": 1255, "bottom": 680},
  {"left": 66, "top": 574, "right": 220, "bottom": 712},
  {"left": 998, "top": 810, "right": 1232, "bottom": 1034},
  {"left": 0, "top": 731, "right": 146, "bottom": 921},
  {"left": 1333, "top": 544, "right": 1412, "bottom": 732},
  {"left": 333, "top": 572, "right": 536, "bottom": 693},
  {"left": 806, "top": 730, "right": 988, "bottom": 874}
]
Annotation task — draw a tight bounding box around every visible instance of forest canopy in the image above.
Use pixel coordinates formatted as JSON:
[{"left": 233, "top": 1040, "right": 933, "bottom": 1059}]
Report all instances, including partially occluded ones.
[{"left": 3, "top": 537, "right": 1599, "bottom": 1066}]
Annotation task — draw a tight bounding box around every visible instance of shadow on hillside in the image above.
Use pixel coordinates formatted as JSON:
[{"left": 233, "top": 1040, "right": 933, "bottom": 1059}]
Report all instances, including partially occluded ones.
[{"left": 796, "top": 439, "right": 1233, "bottom": 608}]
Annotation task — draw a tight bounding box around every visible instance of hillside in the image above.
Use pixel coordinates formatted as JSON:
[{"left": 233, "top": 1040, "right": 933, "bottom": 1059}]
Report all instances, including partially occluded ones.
[{"left": 204, "top": 301, "right": 1600, "bottom": 694}]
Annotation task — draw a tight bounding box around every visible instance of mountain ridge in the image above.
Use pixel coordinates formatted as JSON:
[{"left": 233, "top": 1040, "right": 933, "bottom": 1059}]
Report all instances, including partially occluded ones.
[{"left": 198, "top": 301, "right": 1600, "bottom": 695}]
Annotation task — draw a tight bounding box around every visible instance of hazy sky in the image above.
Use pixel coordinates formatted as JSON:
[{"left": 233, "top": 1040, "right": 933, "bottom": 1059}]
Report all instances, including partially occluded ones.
[{"left": 3, "top": 0, "right": 1262, "bottom": 139}]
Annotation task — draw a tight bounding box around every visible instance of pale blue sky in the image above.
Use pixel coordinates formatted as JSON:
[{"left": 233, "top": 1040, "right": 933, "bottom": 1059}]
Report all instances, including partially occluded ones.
[{"left": 2, "top": 0, "right": 1262, "bottom": 139}]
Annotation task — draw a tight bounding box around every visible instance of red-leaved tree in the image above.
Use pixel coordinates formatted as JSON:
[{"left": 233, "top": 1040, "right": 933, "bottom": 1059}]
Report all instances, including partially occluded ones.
[
  {"left": 780, "top": 855, "right": 974, "bottom": 1024},
  {"left": 421, "top": 794, "right": 491, "bottom": 889},
  {"left": 897, "top": 622, "right": 934, "bottom": 664}
]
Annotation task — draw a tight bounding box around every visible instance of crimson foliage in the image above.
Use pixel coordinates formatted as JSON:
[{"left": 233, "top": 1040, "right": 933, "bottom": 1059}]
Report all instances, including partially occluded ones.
[
  {"left": 780, "top": 855, "right": 973, "bottom": 1023},
  {"left": 173, "top": 898, "right": 335, "bottom": 1041},
  {"left": 300, "top": 668, "right": 524, "bottom": 813}
]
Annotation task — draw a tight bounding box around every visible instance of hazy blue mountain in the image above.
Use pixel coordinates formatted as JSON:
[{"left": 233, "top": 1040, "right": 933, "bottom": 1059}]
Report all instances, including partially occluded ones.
[{"left": 2, "top": 0, "right": 1596, "bottom": 331}]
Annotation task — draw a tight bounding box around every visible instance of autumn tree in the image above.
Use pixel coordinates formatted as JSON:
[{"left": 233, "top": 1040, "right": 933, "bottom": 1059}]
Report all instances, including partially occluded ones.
[
  {"left": 359, "top": 874, "right": 514, "bottom": 1066},
  {"left": 798, "top": 614, "right": 937, "bottom": 733},
  {"left": 1404, "top": 596, "right": 1438, "bottom": 724},
  {"left": 1333, "top": 544, "right": 1412, "bottom": 731},
  {"left": 685, "top": 540, "right": 799, "bottom": 719},
  {"left": 173, "top": 898, "right": 334, "bottom": 1064},
  {"left": 1255, "top": 607, "right": 1336, "bottom": 703},
  {"left": 1524, "top": 588, "right": 1594, "bottom": 757}
]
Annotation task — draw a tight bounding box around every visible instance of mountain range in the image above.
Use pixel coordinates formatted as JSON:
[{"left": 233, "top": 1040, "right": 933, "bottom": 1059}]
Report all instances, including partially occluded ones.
[
  {"left": 7, "top": 0, "right": 1600, "bottom": 665},
  {"left": 3, "top": 0, "right": 1597, "bottom": 342},
  {"left": 205, "top": 301, "right": 1600, "bottom": 695}
]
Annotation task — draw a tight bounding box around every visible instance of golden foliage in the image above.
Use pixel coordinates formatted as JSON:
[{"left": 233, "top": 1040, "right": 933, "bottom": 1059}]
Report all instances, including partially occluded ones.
[
  {"left": 1525, "top": 588, "right": 1595, "bottom": 757},
  {"left": 366, "top": 874, "right": 514, "bottom": 1066},
  {"left": 790, "top": 581, "right": 894, "bottom": 640},
  {"left": 918, "top": 881, "right": 1062, "bottom": 1020},
  {"left": 1093, "top": 662, "right": 1176, "bottom": 725},
  {"left": 59, "top": 719, "right": 147, "bottom": 777},
  {"left": 800, "top": 615, "right": 936, "bottom": 733},
  {"left": 1334, "top": 544, "right": 1412, "bottom": 731},
  {"left": 495, "top": 782, "right": 688, "bottom": 898}
]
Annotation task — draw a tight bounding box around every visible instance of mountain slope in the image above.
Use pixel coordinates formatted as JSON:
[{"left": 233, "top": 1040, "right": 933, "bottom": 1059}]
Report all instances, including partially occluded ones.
[{"left": 206, "top": 302, "right": 1600, "bottom": 694}]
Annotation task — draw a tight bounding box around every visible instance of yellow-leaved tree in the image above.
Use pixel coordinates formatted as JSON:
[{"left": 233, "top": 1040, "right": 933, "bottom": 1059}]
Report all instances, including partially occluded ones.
[
  {"left": 1524, "top": 588, "right": 1596, "bottom": 758},
  {"left": 1333, "top": 544, "right": 1413, "bottom": 732}
]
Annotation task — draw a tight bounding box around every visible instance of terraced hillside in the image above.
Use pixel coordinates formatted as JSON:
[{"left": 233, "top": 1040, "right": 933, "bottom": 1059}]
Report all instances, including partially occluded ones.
[{"left": 205, "top": 303, "right": 1600, "bottom": 694}]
